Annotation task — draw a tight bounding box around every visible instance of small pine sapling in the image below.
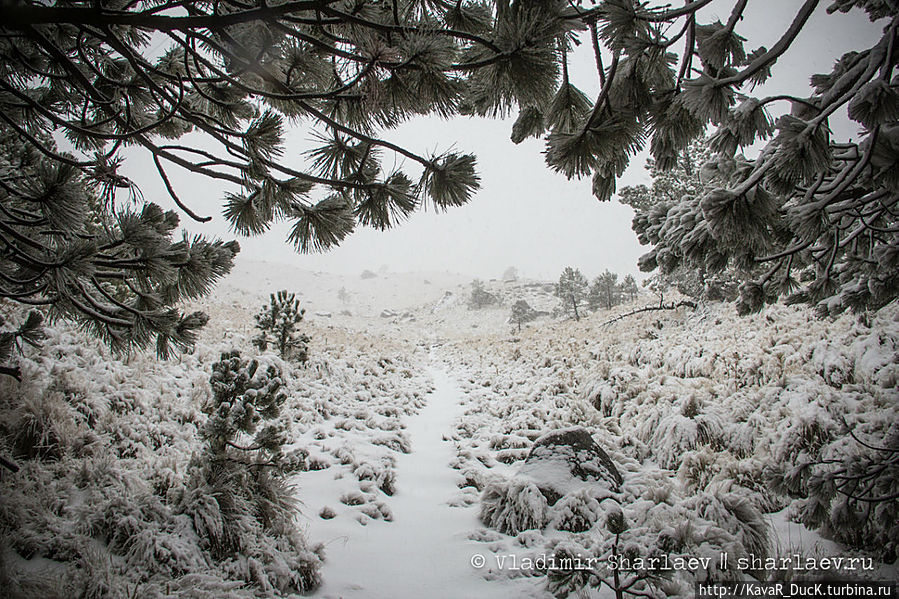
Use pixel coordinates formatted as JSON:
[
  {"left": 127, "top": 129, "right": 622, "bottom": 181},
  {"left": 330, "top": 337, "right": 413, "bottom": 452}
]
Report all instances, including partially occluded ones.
[
  {"left": 203, "top": 350, "right": 288, "bottom": 466},
  {"left": 185, "top": 351, "right": 321, "bottom": 592},
  {"left": 253, "top": 291, "right": 310, "bottom": 363}
]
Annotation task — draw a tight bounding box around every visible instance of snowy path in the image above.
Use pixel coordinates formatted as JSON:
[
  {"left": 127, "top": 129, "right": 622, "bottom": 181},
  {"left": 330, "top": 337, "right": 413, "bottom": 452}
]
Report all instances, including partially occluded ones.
[{"left": 308, "top": 363, "right": 531, "bottom": 599}]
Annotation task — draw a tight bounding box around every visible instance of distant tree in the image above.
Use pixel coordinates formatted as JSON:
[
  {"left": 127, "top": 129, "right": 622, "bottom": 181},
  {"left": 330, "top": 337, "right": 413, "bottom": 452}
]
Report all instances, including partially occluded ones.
[
  {"left": 337, "top": 287, "right": 350, "bottom": 303},
  {"left": 620, "top": 275, "right": 639, "bottom": 302},
  {"left": 589, "top": 270, "right": 619, "bottom": 310},
  {"left": 468, "top": 279, "right": 498, "bottom": 310},
  {"left": 510, "top": 299, "right": 538, "bottom": 332},
  {"left": 503, "top": 267, "right": 520, "bottom": 282},
  {"left": 253, "top": 291, "right": 309, "bottom": 363},
  {"left": 556, "top": 267, "right": 589, "bottom": 321}
]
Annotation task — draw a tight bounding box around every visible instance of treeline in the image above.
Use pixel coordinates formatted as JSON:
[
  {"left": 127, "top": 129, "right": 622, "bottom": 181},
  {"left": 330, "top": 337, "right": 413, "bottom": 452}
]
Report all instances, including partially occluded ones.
[
  {"left": 466, "top": 269, "right": 640, "bottom": 329},
  {"left": 556, "top": 268, "right": 639, "bottom": 321}
]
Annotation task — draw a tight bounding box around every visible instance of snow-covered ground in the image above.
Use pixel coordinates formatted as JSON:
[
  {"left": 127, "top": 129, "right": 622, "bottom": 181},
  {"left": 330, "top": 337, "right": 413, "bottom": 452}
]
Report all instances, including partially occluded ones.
[{"left": 2, "top": 258, "right": 896, "bottom": 598}]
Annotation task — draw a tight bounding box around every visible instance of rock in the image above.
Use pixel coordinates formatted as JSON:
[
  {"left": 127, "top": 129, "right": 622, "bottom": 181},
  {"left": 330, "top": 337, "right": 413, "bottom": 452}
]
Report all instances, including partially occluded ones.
[
  {"left": 380, "top": 309, "right": 397, "bottom": 318},
  {"left": 518, "top": 427, "right": 622, "bottom": 503},
  {"left": 314, "top": 311, "right": 332, "bottom": 318}
]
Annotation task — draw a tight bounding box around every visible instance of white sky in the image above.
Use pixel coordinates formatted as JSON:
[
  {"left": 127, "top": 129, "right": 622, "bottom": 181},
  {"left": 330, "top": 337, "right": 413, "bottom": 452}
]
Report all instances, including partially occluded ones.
[{"left": 123, "top": 1, "right": 884, "bottom": 281}]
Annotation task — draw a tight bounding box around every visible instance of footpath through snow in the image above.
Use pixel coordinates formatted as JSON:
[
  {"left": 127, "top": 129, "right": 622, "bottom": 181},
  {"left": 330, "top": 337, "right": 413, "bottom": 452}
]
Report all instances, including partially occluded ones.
[{"left": 309, "top": 362, "right": 542, "bottom": 599}]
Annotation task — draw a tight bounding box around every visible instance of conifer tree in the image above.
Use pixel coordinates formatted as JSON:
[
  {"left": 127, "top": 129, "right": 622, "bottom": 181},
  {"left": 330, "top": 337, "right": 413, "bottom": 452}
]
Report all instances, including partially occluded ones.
[
  {"left": 2, "top": 0, "right": 895, "bottom": 314},
  {"left": 510, "top": 298, "right": 538, "bottom": 331},
  {"left": 556, "top": 267, "right": 589, "bottom": 320},
  {"left": 620, "top": 141, "right": 744, "bottom": 303},
  {"left": 0, "top": 129, "right": 238, "bottom": 374},
  {"left": 620, "top": 274, "right": 639, "bottom": 302},
  {"left": 589, "top": 270, "right": 619, "bottom": 310},
  {"left": 0, "top": 312, "right": 45, "bottom": 381},
  {"left": 253, "top": 290, "right": 310, "bottom": 363},
  {"left": 203, "top": 350, "right": 288, "bottom": 465},
  {"left": 187, "top": 350, "right": 321, "bottom": 592},
  {"left": 469, "top": 278, "right": 498, "bottom": 309}
]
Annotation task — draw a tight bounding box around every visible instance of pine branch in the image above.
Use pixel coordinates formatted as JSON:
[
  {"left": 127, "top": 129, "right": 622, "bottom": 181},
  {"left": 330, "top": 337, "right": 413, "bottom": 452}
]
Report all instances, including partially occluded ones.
[
  {"left": 718, "top": 0, "right": 819, "bottom": 88},
  {"left": 0, "top": 453, "right": 20, "bottom": 472},
  {"left": 152, "top": 153, "right": 212, "bottom": 222},
  {"left": 5, "top": 1, "right": 340, "bottom": 30},
  {"left": 600, "top": 300, "right": 697, "bottom": 327}
]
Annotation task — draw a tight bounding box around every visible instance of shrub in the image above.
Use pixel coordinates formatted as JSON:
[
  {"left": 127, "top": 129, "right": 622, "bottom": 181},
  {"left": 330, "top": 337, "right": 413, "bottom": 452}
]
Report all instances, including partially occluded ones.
[{"left": 480, "top": 478, "right": 549, "bottom": 535}]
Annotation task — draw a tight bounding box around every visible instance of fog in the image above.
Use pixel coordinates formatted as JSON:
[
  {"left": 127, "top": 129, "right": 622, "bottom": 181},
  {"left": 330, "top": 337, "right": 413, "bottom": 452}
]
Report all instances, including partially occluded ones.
[{"left": 122, "top": 0, "right": 884, "bottom": 281}]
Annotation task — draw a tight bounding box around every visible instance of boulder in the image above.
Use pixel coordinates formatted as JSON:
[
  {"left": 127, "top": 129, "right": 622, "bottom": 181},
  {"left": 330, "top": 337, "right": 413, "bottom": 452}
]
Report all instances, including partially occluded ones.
[{"left": 518, "top": 427, "right": 622, "bottom": 504}]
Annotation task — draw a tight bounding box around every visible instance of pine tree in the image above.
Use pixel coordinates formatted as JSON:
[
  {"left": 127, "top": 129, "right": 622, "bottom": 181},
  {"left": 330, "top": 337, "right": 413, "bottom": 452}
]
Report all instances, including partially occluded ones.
[
  {"left": 620, "top": 274, "right": 639, "bottom": 302},
  {"left": 0, "top": 312, "right": 45, "bottom": 382},
  {"left": 187, "top": 350, "right": 321, "bottom": 592},
  {"left": 556, "top": 267, "right": 588, "bottom": 321},
  {"left": 589, "top": 270, "right": 619, "bottom": 310},
  {"left": 510, "top": 299, "right": 538, "bottom": 332},
  {"left": 468, "top": 279, "right": 498, "bottom": 309},
  {"left": 253, "top": 291, "right": 310, "bottom": 363},
  {"left": 2, "top": 0, "right": 895, "bottom": 313},
  {"left": 620, "top": 141, "right": 744, "bottom": 303},
  {"left": 0, "top": 130, "right": 238, "bottom": 373},
  {"left": 203, "top": 350, "right": 288, "bottom": 464}
]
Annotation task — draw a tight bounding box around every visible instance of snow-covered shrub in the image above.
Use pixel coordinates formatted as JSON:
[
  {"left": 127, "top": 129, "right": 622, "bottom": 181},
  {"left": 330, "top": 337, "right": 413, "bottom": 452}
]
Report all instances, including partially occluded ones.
[
  {"left": 688, "top": 491, "right": 770, "bottom": 575},
  {"left": 353, "top": 458, "right": 397, "bottom": 496},
  {"left": 75, "top": 543, "right": 122, "bottom": 599},
  {"left": 340, "top": 491, "right": 366, "bottom": 506},
  {"left": 644, "top": 397, "right": 723, "bottom": 470},
  {"left": 544, "top": 538, "right": 598, "bottom": 598},
  {"left": 179, "top": 350, "right": 320, "bottom": 592},
  {"left": 9, "top": 393, "right": 74, "bottom": 460},
  {"left": 548, "top": 489, "right": 613, "bottom": 533},
  {"left": 677, "top": 447, "right": 721, "bottom": 492},
  {"left": 371, "top": 431, "right": 411, "bottom": 453},
  {"left": 480, "top": 478, "right": 549, "bottom": 535},
  {"left": 773, "top": 399, "right": 841, "bottom": 465},
  {"left": 809, "top": 341, "right": 855, "bottom": 388},
  {"left": 240, "top": 528, "right": 321, "bottom": 593}
]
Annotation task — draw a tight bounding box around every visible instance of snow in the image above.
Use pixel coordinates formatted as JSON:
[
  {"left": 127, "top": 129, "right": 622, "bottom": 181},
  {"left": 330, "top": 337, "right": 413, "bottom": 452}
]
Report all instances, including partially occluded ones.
[
  {"left": 306, "top": 365, "right": 532, "bottom": 599},
  {"left": 2, "top": 263, "right": 897, "bottom": 598}
]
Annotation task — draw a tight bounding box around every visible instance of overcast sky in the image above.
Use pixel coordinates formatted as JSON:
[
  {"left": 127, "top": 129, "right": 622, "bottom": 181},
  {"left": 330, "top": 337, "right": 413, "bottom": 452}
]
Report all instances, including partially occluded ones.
[{"left": 125, "top": 1, "right": 885, "bottom": 281}]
